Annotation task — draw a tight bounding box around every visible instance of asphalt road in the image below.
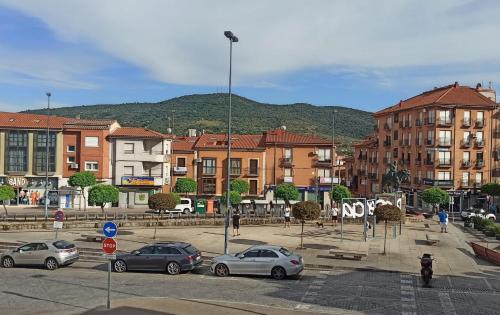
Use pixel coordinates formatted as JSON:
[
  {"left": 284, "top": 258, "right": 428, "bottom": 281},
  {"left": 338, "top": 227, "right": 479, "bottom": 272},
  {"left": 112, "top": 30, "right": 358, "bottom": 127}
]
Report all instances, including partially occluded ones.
[{"left": 2, "top": 262, "right": 500, "bottom": 315}]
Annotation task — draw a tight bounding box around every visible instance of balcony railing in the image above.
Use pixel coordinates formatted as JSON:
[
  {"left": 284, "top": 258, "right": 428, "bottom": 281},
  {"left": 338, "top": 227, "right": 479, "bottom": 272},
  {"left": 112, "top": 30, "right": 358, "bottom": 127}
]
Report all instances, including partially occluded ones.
[
  {"left": 416, "top": 119, "right": 422, "bottom": 127},
  {"left": 424, "top": 118, "right": 435, "bottom": 125},
  {"left": 384, "top": 123, "right": 391, "bottom": 131},
  {"left": 437, "top": 159, "right": 452, "bottom": 167},
  {"left": 415, "top": 159, "right": 422, "bottom": 166},
  {"left": 436, "top": 118, "right": 453, "bottom": 126},
  {"left": 438, "top": 137, "right": 452, "bottom": 146},
  {"left": 315, "top": 158, "right": 332, "bottom": 166},
  {"left": 461, "top": 160, "right": 471, "bottom": 168},
  {"left": 383, "top": 157, "right": 391, "bottom": 164},
  {"left": 462, "top": 119, "right": 471, "bottom": 127},
  {"left": 281, "top": 157, "right": 293, "bottom": 166},
  {"left": 403, "top": 139, "right": 410, "bottom": 146},
  {"left": 414, "top": 177, "right": 422, "bottom": 185},
  {"left": 383, "top": 140, "right": 391, "bottom": 146},
  {"left": 475, "top": 160, "right": 485, "bottom": 168},
  {"left": 426, "top": 139, "right": 434, "bottom": 146},
  {"left": 404, "top": 120, "right": 411, "bottom": 128},
  {"left": 461, "top": 139, "right": 472, "bottom": 148},
  {"left": 425, "top": 159, "right": 434, "bottom": 166},
  {"left": 283, "top": 176, "right": 294, "bottom": 183},
  {"left": 475, "top": 139, "right": 485, "bottom": 148},
  {"left": 475, "top": 120, "right": 485, "bottom": 128},
  {"left": 173, "top": 166, "right": 188, "bottom": 175}
]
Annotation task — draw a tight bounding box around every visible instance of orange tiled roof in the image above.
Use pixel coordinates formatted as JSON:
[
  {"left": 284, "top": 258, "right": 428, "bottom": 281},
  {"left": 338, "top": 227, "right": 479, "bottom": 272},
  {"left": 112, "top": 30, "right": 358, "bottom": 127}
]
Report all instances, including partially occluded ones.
[
  {"left": 172, "top": 136, "right": 198, "bottom": 152},
  {"left": 110, "top": 127, "right": 167, "bottom": 139},
  {"left": 264, "top": 129, "right": 332, "bottom": 145},
  {"left": 353, "top": 135, "right": 378, "bottom": 148},
  {"left": 195, "top": 134, "right": 264, "bottom": 150},
  {"left": 375, "top": 82, "right": 496, "bottom": 116},
  {"left": 0, "top": 112, "right": 68, "bottom": 129}
]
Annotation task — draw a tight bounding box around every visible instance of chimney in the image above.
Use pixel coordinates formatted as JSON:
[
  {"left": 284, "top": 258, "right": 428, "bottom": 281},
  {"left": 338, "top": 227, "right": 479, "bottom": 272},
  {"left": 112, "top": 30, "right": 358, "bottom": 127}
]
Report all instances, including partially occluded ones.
[
  {"left": 454, "top": 81, "right": 459, "bottom": 87},
  {"left": 188, "top": 129, "right": 197, "bottom": 137}
]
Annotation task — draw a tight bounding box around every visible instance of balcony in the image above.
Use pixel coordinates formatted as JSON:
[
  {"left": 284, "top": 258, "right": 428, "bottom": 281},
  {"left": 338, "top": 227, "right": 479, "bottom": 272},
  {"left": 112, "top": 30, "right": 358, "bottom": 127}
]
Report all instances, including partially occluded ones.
[
  {"left": 475, "top": 120, "right": 485, "bottom": 128},
  {"left": 315, "top": 158, "right": 332, "bottom": 167},
  {"left": 416, "top": 119, "right": 422, "bottom": 127},
  {"left": 475, "top": 139, "right": 485, "bottom": 148},
  {"left": 248, "top": 168, "right": 259, "bottom": 177},
  {"left": 384, "top": 123, "right": 391, "bottom": 131},
  {"left": 368, "top": 173, "right": 377, "bottom": 180},
  {"left": 424, "top": 159, "right": 434, "bottom": 166},
  {"left": 475, "top": 160, "right": 485, "bottom": 168},
  {"left": 415, "top": 139, "right": 422, "bottom": 146},
  {"left": 283, "top": 176, "right": 294, "bottom": 183},
  {"left": 462, "top": 119, "right": 471, "bottom": 127},
  {"left": 461, "top": 160, "right": 471, "bottom": 168},
  {"left": 461, "top": 139, "right": 472, "bottom": 148},
  {"left": 403, "top": 139, "right": 410, "bottom": 146},
  {"left": 404, "top": 120, "right": 411, "bottom": 128},
  {"left": 383, "top": 140, "right": 391, "bottom": 147},
  {"left": 415, "top": 159, "right": 422, "bottom": 166},
  {"left": 461, "top": 179, "right": 485, "bottom": 188},
  {"left": 424, "top": 118, "right": 435, "bottom": 125},
  {"left": 414, "top": 177, "right": 422, "bottom": 185},
  {"left": 434, "top": 179, "right": 454, "bottom": 187},
  {"left": 437, "top": 137, "right": 452, "bottom": 147},
  {"left": 436, "top": 118, "right": 453, "bottom": 127},
  {"left": 437, "top": 159, "right": 452, "bottom": 167},
  {"left": 426, "top": 139, "right": 434, "bottom": 146},
  {"left": 280, "top": 157, "right": 293, "bottom": 166},
  {"left": 125, "top": 150, "right": 169, "bottom": 163},
  {"left": 173, "top": 166, "right": 187, "bottom": 175},
  {"left": 383, "top": 157, "right": 391, "bottom": 164}
]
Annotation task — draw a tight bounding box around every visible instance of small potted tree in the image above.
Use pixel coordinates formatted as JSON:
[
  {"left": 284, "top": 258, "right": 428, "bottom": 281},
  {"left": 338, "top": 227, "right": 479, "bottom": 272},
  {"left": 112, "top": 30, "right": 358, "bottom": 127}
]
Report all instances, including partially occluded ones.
[
  {"left": 292, "top": 201, "right": 321, "bottom": 249},
  {"left": 374, "top": 204, "right": 402, "bottom": 255}
]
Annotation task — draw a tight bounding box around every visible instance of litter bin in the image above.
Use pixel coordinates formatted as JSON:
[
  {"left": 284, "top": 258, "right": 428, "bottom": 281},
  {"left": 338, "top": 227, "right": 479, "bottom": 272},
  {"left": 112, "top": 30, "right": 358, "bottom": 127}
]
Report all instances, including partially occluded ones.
[{"left": 196, "top": 201, "right": 206, "bottom": 214}]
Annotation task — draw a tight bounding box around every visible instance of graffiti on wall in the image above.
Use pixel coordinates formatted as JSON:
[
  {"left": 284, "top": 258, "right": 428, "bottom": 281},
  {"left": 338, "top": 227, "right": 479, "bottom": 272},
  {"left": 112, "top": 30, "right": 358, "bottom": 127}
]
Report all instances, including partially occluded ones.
[{"left": 342, "top": 198, "right": 402, "bottom": 218}]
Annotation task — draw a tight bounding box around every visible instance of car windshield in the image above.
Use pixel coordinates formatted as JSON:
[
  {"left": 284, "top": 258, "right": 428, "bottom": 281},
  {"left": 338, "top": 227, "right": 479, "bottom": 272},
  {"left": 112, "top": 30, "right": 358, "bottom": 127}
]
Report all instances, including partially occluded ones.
[
  {"left": 52, "top": 240, "right": 75, "bottom": 249},
  {"left": 183, "top": 245, "right": 198, "bottom": 255},
  {"left": 279, "top": 247, "right": 292, "bottom": 256},
  {"left": 181, "top": 200, "right": 190, "bottom": 204}
]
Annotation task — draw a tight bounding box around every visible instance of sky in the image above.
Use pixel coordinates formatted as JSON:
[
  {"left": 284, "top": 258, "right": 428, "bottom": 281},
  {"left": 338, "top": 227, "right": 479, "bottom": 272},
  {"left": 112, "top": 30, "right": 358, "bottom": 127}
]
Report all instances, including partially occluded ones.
[{"left": 0, "top": 0, "right": 499, "bottom": 112}]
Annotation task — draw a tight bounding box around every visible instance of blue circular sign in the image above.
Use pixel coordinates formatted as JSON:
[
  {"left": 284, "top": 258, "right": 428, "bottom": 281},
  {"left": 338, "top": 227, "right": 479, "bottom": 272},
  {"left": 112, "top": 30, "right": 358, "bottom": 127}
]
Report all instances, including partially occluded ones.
[{"left": 103, "top": 221, "right": 118, "bottom": 238}]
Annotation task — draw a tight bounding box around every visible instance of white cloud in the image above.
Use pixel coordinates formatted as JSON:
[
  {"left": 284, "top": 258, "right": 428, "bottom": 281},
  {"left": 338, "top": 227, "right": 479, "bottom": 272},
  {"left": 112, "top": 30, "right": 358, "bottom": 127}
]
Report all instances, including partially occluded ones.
[{"left": 1, "top": 0, "right": 500, "bottom": 87}]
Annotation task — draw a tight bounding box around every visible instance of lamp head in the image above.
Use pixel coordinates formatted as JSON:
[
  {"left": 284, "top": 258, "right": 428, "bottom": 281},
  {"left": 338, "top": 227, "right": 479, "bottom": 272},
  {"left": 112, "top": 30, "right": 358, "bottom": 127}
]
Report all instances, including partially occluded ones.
[
  {"left": 224, "top": 31, "right": 234, "bottom": 39},
  {"left": 46, "top": 92, "right": 51, "bottom": 97}
]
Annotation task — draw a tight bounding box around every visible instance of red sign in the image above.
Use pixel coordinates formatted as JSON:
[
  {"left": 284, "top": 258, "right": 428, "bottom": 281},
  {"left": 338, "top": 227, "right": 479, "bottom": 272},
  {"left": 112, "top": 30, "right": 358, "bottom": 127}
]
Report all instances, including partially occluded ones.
[
  {"left": 54, "top": 210, "right": 64, "bottom": 222},
  {"left": 102, "top": 238, "right": 117, "bottom": 254}
]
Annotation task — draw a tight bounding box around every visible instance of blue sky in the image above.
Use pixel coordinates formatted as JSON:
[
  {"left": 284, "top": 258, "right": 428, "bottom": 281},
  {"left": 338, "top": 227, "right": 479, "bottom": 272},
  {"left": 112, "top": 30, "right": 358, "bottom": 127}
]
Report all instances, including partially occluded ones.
[{"left": 1, "top": 1, "right": 499, "bottom": 112}]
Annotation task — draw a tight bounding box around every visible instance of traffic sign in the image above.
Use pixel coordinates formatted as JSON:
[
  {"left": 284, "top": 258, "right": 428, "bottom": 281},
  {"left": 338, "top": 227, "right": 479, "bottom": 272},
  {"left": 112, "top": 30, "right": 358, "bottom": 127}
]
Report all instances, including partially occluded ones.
[
  {"left": 53, "top": 221, "right": 63, "bottom": 229},
  {"left": 102, "top": 238, "right": 117, "bottom": 254},
  {"left": 54, "top": 210, "right": 64, "bottom": 222},
  {"left": 103, "top": 221, "right": 118, "bottom": 238}
]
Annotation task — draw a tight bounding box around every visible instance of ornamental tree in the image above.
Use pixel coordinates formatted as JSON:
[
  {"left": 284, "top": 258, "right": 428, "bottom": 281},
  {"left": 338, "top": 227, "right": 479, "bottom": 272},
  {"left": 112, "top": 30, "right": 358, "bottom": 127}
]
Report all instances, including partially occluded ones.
[
  {"left": 88, "top": 184, "right": 119, "bottom": 213},
  {"left": 331, "top": 185, "right": 352, "bottom": 204},
  {"left": 481, "top": 183, "right": 500, "bottom": 210},
  {"left": 275, "top": 183, "right": 300, "bottom": 205},
  {"left": 174, "top": 178, "right": 197, "bottom": 195},
  {"left": 148, "top": 193, "right": 178, "bottom": 213},
  {"left": 68, "top": 171, "right": 97, "bottom": 211},
  {"left": 0, "top": 185, "right": 15, "bottom": 216},
  {"left": 230, "top": 179, "right": 250, "bottom": 195},
  {"left": 292, "top": 201, "right": 321, "bottom": 248},
  {"left": 421, "top": 187, "right": 448, "bottom": 213},
  {"left": 374, "top": 204, "right": 402, "bottom": 255},
  {"left": 221, "top": 191, "right": 242, "bottom": 207}
]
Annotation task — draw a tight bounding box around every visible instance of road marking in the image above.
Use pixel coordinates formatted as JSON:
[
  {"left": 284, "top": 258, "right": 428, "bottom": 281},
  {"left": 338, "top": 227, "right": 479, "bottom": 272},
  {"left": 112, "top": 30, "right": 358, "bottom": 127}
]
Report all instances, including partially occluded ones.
[
  {"left": 483, "top": 278, "right": 493, "bottom": 290},
  {"left": 295, "top": 304, "right": 311, "bottom": 310},
  {"left": 400, "top": 274, "right": 417, "bottom": 315},
  {"left": 295, "top": 270, "right": 328, "bottom": 311},
  {"left": 312, "top": 280, "right": 325, "bottom": 285},
  {"left": 438, "top": 292, "right": 457, "bottom": 315}
]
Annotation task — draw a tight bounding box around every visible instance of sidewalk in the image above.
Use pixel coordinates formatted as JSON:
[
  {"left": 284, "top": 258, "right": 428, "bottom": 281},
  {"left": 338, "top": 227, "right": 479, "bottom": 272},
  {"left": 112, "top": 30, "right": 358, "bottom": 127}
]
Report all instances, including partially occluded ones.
[{"left": 1, "top": 218, "right": 497, "bottom": 276}]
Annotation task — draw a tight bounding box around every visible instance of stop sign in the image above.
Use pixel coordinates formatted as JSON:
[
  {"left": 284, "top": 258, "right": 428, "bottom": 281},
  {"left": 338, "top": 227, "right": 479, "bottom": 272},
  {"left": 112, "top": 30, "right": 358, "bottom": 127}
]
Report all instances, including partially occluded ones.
[{"left": 102, "top": 238, "right": 117, "bottom": 254}]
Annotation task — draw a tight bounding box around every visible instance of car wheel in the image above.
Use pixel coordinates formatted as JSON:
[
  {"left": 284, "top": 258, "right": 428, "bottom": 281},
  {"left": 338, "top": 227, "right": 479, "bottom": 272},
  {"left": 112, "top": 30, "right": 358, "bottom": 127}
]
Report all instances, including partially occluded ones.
[
  {"left": 215, "top": 263, "right": 229, "bottom": 277},
  {"left": 113, "top": 260, "right": 127, "bottom": 273},
  {"left": 271, "top": 266, "right": 286, "bottom": 280},
  {"left": 166, "top": 261, "right": 181, "bottom": 275},
  {"left": 1, "top": 256, "right": 14, "bottom": 268},
  {"left": 183, "top": 208, "right": 189, "bottom": 215},
  {"left": 488, "top": 217, "right": 496, "bottom": 222},
  {"left": 45, "top": 257, "right": 59, "bottom": 270}
]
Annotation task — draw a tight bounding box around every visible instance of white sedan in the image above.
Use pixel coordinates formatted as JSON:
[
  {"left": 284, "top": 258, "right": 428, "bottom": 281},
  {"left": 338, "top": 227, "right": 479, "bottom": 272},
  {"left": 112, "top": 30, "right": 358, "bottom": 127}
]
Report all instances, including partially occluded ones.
[{"left": 461, "top": 208, "right": 496, "bottom": 221}]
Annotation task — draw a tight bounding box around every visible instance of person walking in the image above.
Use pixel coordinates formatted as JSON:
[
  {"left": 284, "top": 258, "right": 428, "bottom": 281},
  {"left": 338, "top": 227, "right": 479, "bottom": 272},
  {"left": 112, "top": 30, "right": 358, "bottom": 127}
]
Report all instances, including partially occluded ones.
[
  {"left": 284, "top": 204, "right": 291, "bottom": 228},
  {"left": 232, "top": 209, "right": 241, "bottom": 237},
  {"left": 438, "top": 208, "right": 448, "bottom": 233},
  {"left": 331, "top": 206, "right": 339, "bottom": 226}
]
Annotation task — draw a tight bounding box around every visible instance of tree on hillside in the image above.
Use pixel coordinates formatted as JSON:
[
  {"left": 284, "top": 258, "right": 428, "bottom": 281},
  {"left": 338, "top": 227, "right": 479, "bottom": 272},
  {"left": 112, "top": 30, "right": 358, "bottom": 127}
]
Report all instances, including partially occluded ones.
[
  {"left": 230, "top": 179, "right": 250, "bottom": 195},
  {"left": 0, "top": 185, "right": 15, "bottom": 216},
  {"left": 148, "top": 193, "right": 178, "bottom": 214},
  {"left": 331, "top": 185, "right": 352, "bottom": 205},
  {"left": 292, "top": 201, "right": 321, "bottom": 248},
  {"left": 88, "top": 185, "right": 119, "bottom": 214},
  {"left": 374, "top": 204, "right": 402, "bottom": 255},
  {"left": 174, "top": 178, "right": 197, "bottom": 195},
  {"left": 68, "top": 171, "right": 97, "bottom": 211},
  {"left": 275, "top": 183, "right": 300, "bottom": 206},
  {"left": 421, "top": 187, "right": 448, "bottom": 213}
]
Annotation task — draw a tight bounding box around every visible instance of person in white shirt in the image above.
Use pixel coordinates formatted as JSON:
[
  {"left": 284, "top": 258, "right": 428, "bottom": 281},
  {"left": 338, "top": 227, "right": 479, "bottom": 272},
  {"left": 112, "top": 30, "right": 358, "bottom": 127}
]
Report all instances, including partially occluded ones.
[
  {"left": 284, "top": 205, "right": 291, "bottom": 228},
  {"left": 331, "top": 206, "right": 339, "bottom": 226}
]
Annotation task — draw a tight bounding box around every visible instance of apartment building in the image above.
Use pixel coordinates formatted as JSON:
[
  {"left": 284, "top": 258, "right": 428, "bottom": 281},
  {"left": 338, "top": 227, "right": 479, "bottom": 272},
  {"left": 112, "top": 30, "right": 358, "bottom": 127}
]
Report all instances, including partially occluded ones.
[
  {"left": 349, "top": 82, "right": 497, "bottom": 208},
  {"left": 109, "top": 127, "right": 172, "bottom": 208},
  {"left": 171, "top": 136, "right": 198, "bottom": 189}
]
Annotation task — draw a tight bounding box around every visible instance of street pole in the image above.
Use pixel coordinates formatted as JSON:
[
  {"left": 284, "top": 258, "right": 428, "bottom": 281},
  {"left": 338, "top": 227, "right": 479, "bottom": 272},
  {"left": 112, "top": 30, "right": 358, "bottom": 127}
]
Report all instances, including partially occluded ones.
[
  {"left": 224, "top": 31, "right": 238, "bottom": 255},
  {"left": 330, "top": 110, "right": 336, "bottom": 207},
  {"left": 107, "top": 260, "right": 111, "bottom": 309},
  {"left": 45, "top": 92, "right": 51, "bottom": 218}
]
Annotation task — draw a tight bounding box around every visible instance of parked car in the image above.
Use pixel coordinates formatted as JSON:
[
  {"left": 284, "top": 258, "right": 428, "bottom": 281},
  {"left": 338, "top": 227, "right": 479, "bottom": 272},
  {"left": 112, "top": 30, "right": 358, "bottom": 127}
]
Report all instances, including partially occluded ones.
[
  {"left": 153, "top": 198, "right": 194, "bottom": 214},
  {"left": 0, "top": 240, "right": 79, "bottom": 270},
  {"left": 210, "top": 245, "right": 304, "bottom": 280},
  {"left": 112, "top": 242, "right": 202, "bottom": 275},
  {"left": 461, "top": 208, "right": 496, "bottom": 221}
]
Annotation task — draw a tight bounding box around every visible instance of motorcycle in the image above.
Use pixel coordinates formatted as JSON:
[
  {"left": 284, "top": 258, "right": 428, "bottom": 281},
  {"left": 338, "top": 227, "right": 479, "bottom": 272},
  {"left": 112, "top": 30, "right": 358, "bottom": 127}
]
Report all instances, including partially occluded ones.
[{"left": 419, "top": 253, "right": 435, "bottom": 287}]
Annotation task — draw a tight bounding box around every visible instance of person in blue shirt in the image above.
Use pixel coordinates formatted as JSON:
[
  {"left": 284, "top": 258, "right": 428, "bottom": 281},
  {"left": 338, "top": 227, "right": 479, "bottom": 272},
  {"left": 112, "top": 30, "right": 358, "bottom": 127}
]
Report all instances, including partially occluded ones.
[{"left": 438, "top": 208, "right": 448, "bottom": 233}]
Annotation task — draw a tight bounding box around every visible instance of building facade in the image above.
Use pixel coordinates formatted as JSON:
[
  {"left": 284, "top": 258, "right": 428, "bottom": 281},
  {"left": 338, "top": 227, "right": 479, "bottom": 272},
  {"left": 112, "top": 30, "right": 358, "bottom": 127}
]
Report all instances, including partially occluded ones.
[{"left": 349, "top": 82, "right": 497, "bottom": 209}]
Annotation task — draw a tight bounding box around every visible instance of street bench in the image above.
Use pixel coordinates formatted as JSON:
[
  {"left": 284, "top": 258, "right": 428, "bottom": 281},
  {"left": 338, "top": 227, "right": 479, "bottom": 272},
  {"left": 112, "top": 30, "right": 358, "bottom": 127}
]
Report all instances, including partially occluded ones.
[
  {"left": 329, "top": 249, "right": 367, "bottom": 260},
  {"left": 81, "top": 234, "right": 105, "bottom": 242},
  {"left": 425, "top": 234, "right": 440, "bottom": 245}
]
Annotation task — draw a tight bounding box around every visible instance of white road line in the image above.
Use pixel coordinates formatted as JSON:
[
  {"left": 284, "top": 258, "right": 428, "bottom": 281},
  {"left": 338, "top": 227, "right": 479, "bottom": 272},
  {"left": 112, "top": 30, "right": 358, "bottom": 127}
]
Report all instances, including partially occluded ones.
[
  {"left": 295, "top": 304, "right": 311, "bottom": 310},
  {"left": 483, "top": 278, "right": 493, "bottom": 290},
  {"left": 438, "top": 292, "right": 457, "bottom": 315},
  {"left": 400, "top": 274, "right": 417, "bottom": 315}
]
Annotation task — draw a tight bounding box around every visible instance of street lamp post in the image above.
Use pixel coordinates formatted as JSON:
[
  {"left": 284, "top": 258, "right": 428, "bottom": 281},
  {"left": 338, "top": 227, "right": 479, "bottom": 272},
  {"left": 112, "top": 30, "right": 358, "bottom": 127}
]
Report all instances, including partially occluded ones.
[
  {"left": 45, "top": 92, "right": 51, "bottom": 218},
  {"left": 224, "top": 30, "right": 238, "bottom": 255},
  {"left": 330, "top": 110, "right": 337, "bottom": 206}
]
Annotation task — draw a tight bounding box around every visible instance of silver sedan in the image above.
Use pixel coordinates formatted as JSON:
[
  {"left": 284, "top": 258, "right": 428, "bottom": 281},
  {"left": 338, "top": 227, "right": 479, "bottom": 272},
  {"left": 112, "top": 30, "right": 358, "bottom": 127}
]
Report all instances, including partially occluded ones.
[{"left": 210, "top": 245, "right": 304, "bottom": 280}]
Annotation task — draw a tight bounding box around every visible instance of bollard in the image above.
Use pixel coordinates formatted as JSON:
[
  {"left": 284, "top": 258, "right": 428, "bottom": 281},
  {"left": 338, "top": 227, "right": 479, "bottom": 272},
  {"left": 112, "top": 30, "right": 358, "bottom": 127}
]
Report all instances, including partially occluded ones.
[{"left": 392, "top": 225, "right": 397, "bottom": 239}]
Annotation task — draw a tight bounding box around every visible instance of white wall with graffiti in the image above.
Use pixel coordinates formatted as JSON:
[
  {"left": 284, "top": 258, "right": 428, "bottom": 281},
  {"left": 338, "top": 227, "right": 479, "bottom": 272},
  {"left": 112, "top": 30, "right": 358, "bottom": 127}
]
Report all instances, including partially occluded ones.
[{"left": 341, "top": 195, "right": 403, "bottom": 218}]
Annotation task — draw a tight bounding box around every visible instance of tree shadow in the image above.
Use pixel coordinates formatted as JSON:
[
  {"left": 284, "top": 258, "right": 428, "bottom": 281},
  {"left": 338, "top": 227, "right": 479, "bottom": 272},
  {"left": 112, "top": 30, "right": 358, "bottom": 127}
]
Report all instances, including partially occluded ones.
[
  {"left": 229, "top": 239, "right": 267, "bottom": 246},
  {"left": 301, "top": 243, "right": 336, "bottom": 250},
  {"left": 81, "top": 306, "right": 174, "bottom": 315}
]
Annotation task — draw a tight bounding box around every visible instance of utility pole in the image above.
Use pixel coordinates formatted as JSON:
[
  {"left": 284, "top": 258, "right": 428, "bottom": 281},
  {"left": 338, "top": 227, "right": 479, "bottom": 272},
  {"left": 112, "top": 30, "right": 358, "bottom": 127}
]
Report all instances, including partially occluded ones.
[
  {"left": 44, "top": 92, "right": 51, "bottom": 218},
  {"left": 330, "top": 110, "right": 337, "bottom": 206}
]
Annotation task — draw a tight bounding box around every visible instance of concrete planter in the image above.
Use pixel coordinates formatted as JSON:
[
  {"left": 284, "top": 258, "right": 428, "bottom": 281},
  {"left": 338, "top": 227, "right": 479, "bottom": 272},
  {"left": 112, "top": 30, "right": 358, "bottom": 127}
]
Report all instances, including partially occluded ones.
[{"left": 470, "top": 242, "right": 500, "bottom": 266}]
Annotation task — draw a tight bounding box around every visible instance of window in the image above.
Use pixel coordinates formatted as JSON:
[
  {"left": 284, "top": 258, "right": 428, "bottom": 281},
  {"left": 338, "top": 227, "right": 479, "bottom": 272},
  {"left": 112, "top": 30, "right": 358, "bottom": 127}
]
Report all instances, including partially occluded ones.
[
  {"left": 52, "top": 240, "right": 75, "bottom": 249},
  {"left": 85, "top": 136, "right": 99, "bottom": 147},
  {"left": 202, "top": 158, "right": 216, "bottom": 175},
  {"left": 464, "top": 131, "right": 471, "bottom": 143},
  {"left": 230, "top": 158, "right": 242, "bottom": 175},
  {"left": 249, "top": 159, "right": 258, "bottom": 175},
  {"left": 317, "top": 148, "right": 331, "bottom": 161},
  {"left": 437, "top": 171, "right": 451, "bottom": 180},
  {"left": 476, "top": 131, "right": 484, "bottom": 142},
  {"left": 279, "top": 247, "right": 292, "bottom": 256},
  {"left": 476, "top": 172, "right": 483, "bottom": 185},
  {"left": 202, "top": 178, "right": 216, "bottom": 194},
  {"left": 85, "top": 161, "right": 99, "bottom": 171},
  {"left": 19, "top": 243, "right": 37, "bottom": 252},
  {"left": 464, "top": 111, "right": 471, "bottom": 125},
  {"left": 157, "top": 247, "right": 181, "bottom": 255},
  {"left": 260, "top": 250, "right": 279, "bottom": 258},
  {"left": 393, "top": 131, "right": 399, "bottom": 140},
  {"left": 428, "top": 110, "right": 435, "bottom": 124},
  {"left": 284, "top": 168, "right": 292, "bottom": 177},
  {"left": 34, "top": 132, "right": 56, "bottom": 173},
  {"left": 439, "top": 110, "right": 451, "bottom": 124},
  {"left": 477, "top": 152, "right": 484, "bottom": 162},
  {"left": 124, "top": 143, "right": 134, "bottom": 154},
  {"left": 463, "top": 151, "right": 470, "bottom": 162},
  {"left": 249, "top": 180, "right": 258, "bottom": 195},
  {"left": 36, "top": 243, "right": 49, "bottom": 251},
  {"left": 123, "top": 166, "right": 134, "bottom": 176},
  {"left": 182, "top": 245, "right": 198, "bottom": 255},
  {"left": 139, "top": 246, "right": 155, "bottom": 255},
  {"left": 318, "top": 168, "right": 331, "bottom": 177},
  {"left": 439, "top": 130, "right": 451, "bottom": 145},
  {"left": 243, "top": 250, "right": 259, "bottom": 258},
  {"left": 67, "top": 145, "right": 76, "bottom": 153},
  {"left": 177, "top": 157, "right": 186, "bottom": 167},
  {"left": 67, "top": 156, "right": 76, "bottom": 164},
  {"left": 426, "top": 151, "right": 434, "bottom": 164},
  {"left": 284, "top": 148, "right": 292, "bottom": 159},
  {"left": 438, "top": 151, "right": 451, "bottom": 165},
  {"left": 7, "top": 130, "right": 28, "bottom": 172},
  {"left": 462, "top": 172, "right": 469, "bottom": 185},
  {"left": 477, "top": 111, "right": 484, "bottom": 123},
  {"left": 427, "top": 130, "right": 435, "bottom": 144},
  {"left": 426, "top": 171, "right": 433, "bottom": 179}
]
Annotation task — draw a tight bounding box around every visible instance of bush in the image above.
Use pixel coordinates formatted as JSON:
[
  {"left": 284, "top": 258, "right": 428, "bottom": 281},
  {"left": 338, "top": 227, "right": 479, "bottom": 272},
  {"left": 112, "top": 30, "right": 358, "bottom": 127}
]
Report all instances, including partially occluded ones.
[
  {"left": 148, "top": 193, "right": 178, "bottom": 211},
  {"left": 331, "top": 185, "right": 352, "bottom": 204},
  {"left": 230, "top": 179, "right": 250, "bottom": 194},
  {"left": 374, "top": 204, "right": 402, "bottom": 222},
  {"left": 174, "top": 178, "right": 197, "bottom": 194}
]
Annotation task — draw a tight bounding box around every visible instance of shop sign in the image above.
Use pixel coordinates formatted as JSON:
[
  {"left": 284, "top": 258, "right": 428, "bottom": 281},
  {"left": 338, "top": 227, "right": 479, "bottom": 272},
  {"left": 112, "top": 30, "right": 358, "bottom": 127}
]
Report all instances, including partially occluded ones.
[
  {"left": 8, "top": 177, "right": 27, "bottom": 187},
  {"left": 121, "top": 176, "right": 155, "bottom": 186}
]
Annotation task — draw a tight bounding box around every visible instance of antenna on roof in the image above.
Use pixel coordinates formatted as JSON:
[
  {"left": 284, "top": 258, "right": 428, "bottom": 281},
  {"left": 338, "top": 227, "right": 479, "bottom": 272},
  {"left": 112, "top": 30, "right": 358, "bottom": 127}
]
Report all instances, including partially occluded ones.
[{"left": 489, "top": 81, "right": 492, "bottom": 89}]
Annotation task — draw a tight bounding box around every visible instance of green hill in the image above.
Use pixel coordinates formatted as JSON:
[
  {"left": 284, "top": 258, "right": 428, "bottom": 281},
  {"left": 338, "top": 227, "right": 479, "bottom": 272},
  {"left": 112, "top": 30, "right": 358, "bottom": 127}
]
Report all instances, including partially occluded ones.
[{"left": 25, "top": 93, "right": 373, "bottom": 143}]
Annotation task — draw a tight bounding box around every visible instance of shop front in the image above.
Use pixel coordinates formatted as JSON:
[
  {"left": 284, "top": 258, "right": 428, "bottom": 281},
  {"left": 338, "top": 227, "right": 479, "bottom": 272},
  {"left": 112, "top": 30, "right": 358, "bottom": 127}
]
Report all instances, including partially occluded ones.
[
  {"left": 0, "top": 176, "right": 59, "bottom": 206},
  {"left": 118, "top": 176, "right": 163, "bottom": 208}
]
